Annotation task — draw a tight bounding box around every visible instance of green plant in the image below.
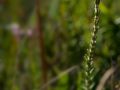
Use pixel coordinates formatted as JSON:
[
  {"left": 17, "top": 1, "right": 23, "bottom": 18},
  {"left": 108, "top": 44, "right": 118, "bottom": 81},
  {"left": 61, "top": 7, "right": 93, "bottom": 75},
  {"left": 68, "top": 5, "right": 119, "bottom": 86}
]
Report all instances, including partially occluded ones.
[{"left": 83, "top": 0, "right": 100, "bottom": 90}]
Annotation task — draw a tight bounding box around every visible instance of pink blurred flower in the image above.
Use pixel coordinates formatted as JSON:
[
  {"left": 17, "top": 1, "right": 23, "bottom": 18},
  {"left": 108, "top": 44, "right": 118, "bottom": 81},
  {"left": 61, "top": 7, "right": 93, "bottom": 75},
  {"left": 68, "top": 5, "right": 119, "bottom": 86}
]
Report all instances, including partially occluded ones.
[
  {"left": 10, "top": 23, "right": 21, "bottom": 36},
  {"left": 10, "top": 23, "right": 33, "bottom": 38},
  {"left": 26, "top": 28, "right": 33, "bottom": 37}
]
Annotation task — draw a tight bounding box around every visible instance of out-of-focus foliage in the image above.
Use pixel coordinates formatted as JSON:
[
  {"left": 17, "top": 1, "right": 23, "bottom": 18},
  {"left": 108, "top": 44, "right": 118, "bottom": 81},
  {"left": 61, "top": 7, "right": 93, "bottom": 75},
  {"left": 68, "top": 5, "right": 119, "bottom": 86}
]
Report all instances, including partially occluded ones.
[{"left": 0, "top": 0, "right": 120, "bottom": 90}]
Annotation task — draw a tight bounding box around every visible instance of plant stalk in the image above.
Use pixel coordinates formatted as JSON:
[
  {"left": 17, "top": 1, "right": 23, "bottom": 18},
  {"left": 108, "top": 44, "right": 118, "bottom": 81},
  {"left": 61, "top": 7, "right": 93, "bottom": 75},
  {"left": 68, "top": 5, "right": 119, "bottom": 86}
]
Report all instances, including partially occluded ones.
[{"left": 35, "top": 0, "right": 48, "bottom": 89}]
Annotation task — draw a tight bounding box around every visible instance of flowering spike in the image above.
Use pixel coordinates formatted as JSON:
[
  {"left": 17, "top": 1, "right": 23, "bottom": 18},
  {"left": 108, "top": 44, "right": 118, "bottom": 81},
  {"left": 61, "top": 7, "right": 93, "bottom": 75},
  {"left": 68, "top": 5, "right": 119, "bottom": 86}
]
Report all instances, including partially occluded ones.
[{"left": 83, "top": 0, "right": 100, "bottom": 90}]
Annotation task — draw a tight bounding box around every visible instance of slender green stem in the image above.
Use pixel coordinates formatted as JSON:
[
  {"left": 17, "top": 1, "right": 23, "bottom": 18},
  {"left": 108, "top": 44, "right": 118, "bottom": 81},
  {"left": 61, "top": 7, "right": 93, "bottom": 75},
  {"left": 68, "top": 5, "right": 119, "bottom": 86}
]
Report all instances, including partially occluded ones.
[{"left": 83, "top": 0, "right": 100, "bottom": 90}]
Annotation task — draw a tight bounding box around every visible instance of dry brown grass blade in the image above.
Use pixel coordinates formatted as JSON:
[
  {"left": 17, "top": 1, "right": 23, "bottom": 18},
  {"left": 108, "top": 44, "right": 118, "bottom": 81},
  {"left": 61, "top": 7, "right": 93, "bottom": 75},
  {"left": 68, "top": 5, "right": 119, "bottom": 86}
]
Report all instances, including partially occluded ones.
[
  {"left": 96, "top": 66, "right": 117, "bottom": 90},
  {"left": 41, "top": 65, "right": 79, "bottom": 90}
]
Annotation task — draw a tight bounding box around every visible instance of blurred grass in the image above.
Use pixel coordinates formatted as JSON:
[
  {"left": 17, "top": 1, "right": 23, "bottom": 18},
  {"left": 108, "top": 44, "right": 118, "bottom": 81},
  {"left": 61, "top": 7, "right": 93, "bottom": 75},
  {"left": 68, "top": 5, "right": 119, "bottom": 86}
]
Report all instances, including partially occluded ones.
[{"left": 0, "top": 0, "right": 120, "bottom": 90}]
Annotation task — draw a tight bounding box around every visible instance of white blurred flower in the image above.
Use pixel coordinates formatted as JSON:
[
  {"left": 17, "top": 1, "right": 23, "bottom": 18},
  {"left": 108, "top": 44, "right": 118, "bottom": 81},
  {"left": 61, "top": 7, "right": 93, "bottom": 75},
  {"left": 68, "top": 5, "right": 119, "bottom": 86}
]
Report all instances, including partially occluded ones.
[
  {"left": 10, "top": 23, "right": 21, "bottom": 36},
  {"left": 115, "top": 17, "right": 120, "bottom": 25}
]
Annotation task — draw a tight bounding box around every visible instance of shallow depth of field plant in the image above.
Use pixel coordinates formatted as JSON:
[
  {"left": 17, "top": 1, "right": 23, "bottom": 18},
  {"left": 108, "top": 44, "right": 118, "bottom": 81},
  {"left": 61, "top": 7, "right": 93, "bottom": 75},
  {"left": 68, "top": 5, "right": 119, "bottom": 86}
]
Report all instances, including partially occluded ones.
[{"left": 0, "top": 0, "right": 120, "bottom": 90}]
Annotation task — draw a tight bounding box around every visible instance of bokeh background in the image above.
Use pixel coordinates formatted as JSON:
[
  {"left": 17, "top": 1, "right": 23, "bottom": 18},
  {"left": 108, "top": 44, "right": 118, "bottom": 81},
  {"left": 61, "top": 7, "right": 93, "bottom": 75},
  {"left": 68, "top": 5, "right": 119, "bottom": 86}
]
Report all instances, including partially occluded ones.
[{"left": 0, "top": 0, "right": 120, "bottom": 90}]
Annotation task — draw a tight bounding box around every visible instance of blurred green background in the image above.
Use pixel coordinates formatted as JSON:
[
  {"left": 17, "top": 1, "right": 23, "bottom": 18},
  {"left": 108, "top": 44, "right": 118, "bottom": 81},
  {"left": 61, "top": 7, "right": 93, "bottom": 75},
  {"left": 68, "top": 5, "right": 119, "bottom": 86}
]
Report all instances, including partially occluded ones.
[{"left": 0, "top": 0, "right": 120, "bottom": 90}]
